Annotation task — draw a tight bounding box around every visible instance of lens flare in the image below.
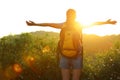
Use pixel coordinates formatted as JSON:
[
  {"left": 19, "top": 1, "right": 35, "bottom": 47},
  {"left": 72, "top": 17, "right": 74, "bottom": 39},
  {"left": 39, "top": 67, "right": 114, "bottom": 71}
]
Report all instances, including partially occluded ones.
[
  {"left": 42, "top": 46, "right": 50, "bottom": 53},
  {"left": 13, "top": 64, "right": 22, "bottom": 73}
]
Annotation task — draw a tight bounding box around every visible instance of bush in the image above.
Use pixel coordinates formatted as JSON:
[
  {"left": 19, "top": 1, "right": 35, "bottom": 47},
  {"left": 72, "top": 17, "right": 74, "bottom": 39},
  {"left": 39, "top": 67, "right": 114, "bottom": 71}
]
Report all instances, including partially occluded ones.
[{"left": 0, "top": 32, "right": 120, "bottom": 80}]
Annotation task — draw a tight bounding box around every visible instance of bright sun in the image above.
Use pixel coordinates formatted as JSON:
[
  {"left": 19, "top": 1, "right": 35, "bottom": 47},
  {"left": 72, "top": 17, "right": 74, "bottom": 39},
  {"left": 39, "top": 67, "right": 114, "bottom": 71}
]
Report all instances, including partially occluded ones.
[
  {"left": 76, "top": 12, "right": 118, "bottom": 36},
  {"left": 83, "top": 26, "right": 112, "bottom": 36}
]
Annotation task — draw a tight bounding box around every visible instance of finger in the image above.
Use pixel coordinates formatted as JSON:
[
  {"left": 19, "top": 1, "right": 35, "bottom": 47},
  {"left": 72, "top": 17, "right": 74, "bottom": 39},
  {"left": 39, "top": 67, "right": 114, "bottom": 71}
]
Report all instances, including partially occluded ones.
[
  {"left": 107, "top": 19, "right": 111, "bottom": 22},
  {"left": 114, "top": 20, "right": 117, "bottom": 22},
  {"left": 29, "top": 20, "right": 34, "bottom": 23},
  {"left": 26, "top": 21, "right": 30, "bottom": 25},
  {"left": 112, "top": 21, "right": 117, "bottom": 24},
  {"left": 26, "top": 21, "right": 29, "bottom": 24}
]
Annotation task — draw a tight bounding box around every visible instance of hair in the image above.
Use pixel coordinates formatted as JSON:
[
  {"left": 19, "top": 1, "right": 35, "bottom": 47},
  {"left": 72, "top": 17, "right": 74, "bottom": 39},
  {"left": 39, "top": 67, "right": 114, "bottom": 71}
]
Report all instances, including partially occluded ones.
[
  {"left": 66, "top": 9, "right": 76, "bottom": 16},
  {"left": 66, "top": 9, "right": 76, "bottom": 21}
]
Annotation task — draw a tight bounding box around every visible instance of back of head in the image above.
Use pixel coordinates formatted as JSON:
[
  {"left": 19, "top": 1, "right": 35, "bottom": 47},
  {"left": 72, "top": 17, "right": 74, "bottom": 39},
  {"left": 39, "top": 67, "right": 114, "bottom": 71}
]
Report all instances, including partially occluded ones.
[
  {"left": 66, "top": 9, "right": 76, "bottom": 22},
  {"left": 67, "top": 9, "right": 76, "bottom": 16}
]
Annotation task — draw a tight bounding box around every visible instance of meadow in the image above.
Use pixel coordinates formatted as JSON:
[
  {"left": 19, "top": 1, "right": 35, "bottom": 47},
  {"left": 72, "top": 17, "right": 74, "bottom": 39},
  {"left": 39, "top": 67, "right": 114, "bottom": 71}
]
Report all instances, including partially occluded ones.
[{"left": 0, "top": 31, "right": 120, "bottom": 80}]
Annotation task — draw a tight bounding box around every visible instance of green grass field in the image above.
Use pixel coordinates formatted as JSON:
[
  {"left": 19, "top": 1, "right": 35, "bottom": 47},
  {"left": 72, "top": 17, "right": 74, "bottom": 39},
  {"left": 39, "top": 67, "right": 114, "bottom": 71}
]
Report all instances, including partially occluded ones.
[{"left": 0, "top": 31, "right": 120, "bottom": 80}]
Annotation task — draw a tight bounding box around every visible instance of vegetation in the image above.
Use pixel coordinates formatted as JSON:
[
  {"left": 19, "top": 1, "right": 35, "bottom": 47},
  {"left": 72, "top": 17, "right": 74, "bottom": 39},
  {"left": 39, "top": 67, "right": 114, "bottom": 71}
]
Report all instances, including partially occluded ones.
[{"left": 0, "top": 31, "right": 120, "bottom": 80}]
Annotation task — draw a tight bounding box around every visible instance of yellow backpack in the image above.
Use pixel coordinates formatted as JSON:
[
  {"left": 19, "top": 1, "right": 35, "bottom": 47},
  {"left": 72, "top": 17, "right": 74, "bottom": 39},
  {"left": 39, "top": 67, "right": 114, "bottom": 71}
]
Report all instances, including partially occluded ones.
[{"left": 59, "top": 22, "right": 82, "bottom": 58}]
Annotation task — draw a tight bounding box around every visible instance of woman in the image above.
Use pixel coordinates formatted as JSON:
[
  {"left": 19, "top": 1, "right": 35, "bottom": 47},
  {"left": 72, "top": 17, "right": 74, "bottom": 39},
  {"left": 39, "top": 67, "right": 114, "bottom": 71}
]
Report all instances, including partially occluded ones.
[{"left": 26, "top": 9, "right": 116, "bottom": 80}]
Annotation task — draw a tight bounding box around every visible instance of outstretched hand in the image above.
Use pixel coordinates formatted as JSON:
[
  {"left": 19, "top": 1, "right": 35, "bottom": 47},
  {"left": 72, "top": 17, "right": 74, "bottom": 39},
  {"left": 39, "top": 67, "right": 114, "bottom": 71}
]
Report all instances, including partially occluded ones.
[
  {"left": 26, "top": 20, "right": 36, "bottom": 26},
  {"left": 106, "top": 19, "right": 117, "bottom": 25}
]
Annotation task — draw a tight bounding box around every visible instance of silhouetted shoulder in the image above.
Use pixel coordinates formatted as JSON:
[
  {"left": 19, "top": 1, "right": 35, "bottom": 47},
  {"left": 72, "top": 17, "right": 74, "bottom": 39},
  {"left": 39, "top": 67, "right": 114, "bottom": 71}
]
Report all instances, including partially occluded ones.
[
  {"left": 60, "top": 22, "right": 66, "bottom": 29},
  {"left": 75, "top": 21, "right": 83, "bottom": 30},
  {"left": 55, "top": 22, "right": 64, "bottom": 29}
]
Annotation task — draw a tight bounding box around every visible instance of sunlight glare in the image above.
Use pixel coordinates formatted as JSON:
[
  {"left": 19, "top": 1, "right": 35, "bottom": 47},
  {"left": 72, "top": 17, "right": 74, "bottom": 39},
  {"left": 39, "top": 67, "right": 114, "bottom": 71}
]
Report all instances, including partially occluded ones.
[
  {"left": 13, "top": 64, "right": 22, "bottom": 73},
  {"left": 83, "top": 25, "right": 119, "bottom": 36},
  {"left": 42, "top": 46, "right": 50, "bottom": 53}
]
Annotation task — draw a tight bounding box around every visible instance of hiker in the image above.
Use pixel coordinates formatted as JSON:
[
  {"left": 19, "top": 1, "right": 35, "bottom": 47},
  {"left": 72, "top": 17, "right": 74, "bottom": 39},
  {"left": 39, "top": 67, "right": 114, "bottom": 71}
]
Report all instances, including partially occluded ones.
[{"left": 26, "top": 9, "right": 116, "bottom": 80}]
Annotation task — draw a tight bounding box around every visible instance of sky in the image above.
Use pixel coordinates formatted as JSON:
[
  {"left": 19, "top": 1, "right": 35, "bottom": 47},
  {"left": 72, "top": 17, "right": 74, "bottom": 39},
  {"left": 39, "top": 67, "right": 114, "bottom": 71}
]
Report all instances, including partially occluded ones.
[{"left": 0, "top": 0, "right": 120, "bottom": 38}]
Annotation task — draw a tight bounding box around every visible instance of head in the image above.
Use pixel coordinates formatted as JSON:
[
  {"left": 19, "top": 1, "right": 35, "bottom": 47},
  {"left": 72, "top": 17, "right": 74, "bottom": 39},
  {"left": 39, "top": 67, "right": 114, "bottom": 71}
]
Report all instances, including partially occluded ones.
[{"left": 66, "top": 9, "right": 76, "bottom": 22}]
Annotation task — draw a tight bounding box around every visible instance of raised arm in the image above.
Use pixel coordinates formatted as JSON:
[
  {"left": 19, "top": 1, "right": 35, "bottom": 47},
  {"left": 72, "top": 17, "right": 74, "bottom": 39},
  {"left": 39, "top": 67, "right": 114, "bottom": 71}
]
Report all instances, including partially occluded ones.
[
  {"left": 26, "top": 20, "right": 62, "bottom": 29},
  {"left": 91, "top": 19, "right": 117, "bottom": 26}
]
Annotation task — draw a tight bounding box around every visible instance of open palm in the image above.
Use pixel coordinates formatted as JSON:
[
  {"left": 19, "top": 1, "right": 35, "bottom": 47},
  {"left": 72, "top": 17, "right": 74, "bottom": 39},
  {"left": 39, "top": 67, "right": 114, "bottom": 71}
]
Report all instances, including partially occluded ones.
[
  {"left": 106, "top": 19, "right": 117, "bottom": 24},
  {"left": 26, "top": 21, "right": 36, "bottom": 26}
]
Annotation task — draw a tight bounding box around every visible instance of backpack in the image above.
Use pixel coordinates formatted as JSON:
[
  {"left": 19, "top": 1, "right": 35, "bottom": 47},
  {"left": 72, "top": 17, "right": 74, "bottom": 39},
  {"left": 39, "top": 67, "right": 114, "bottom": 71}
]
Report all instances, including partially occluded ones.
[{"left": 58, "top": 22, "right": 82, "bottom": 58}]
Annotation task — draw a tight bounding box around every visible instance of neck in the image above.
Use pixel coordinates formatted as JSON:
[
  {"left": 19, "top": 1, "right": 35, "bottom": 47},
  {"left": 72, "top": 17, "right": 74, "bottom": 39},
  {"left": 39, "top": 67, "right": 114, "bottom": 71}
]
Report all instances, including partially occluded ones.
[{"left": 66, "top": 19, "right": 75, "bottom": 24}]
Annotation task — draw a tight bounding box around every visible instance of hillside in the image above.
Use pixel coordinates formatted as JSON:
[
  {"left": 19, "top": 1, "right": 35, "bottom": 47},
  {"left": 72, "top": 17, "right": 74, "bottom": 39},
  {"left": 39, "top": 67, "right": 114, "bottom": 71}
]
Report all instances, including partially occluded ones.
[
  {"left": 29, "top": 31, "right": 120, "bottom": 54},
  {"left": 0, "top": 31, "right": 120, "bottom": 80}
]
